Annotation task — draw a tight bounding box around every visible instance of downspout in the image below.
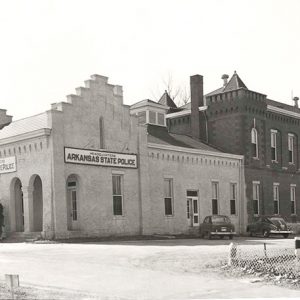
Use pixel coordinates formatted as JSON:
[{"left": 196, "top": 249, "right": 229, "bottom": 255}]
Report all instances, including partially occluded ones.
[{"left": 137, "top": 127, "right": 143, "bottom": 235}]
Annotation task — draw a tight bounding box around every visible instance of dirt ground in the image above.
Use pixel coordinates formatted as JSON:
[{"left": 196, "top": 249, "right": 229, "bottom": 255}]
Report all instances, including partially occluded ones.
[{"left": 1, "top": 237, "right": 300, "bottom": 299}]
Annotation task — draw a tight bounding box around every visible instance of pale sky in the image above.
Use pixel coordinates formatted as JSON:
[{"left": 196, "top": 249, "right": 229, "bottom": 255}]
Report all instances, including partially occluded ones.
[{"left": 0, "top": 0, "right": 300, "bottom": 120}]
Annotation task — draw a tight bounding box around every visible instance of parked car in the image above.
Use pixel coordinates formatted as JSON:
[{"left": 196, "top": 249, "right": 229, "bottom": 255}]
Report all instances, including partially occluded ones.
[
  {"left": 246, "top": 216, "right": 292, "bottom": 238},
  {"left": 199, "top": 215, "right": 236, "bottom": 239}
]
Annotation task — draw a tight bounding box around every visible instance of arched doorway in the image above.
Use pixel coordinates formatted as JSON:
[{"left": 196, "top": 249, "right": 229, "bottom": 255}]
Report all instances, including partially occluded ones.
[
  {"left": 32, "top": 175, "right": 43, "bottom": 232},
  {"left": 66, "top": 175, "right": 79, "bottom": 230},
  {"left": 12, "top": 178, "right": 24, "bottom": 232}
]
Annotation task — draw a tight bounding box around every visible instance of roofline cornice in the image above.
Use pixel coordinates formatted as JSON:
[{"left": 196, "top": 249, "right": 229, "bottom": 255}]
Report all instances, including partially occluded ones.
[
  {"left": 0, "top": 128, "right": 51, "bottom": 146},
  {"left": 267, "top": 105, "right": 300, "bottom": 119},
  {"left": 165, "top": 106, "right": 207, "bottom": 119},
  {"left": 147, "top": 142, "right": 244, "bottom": 161}
]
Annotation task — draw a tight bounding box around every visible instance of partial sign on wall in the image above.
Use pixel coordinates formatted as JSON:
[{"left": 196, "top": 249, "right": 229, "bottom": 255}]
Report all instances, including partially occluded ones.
[
  {"left": 64, "top": 147, "right": 137, "bottom": 168},
  {"left": 0, "top": 156, "right": 16, "bottom": 174}
]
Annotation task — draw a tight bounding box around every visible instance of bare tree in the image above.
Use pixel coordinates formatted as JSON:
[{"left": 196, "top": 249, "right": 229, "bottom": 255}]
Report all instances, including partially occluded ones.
[{"left": 151, "top": 73, "right": 190, "bottom": 107}]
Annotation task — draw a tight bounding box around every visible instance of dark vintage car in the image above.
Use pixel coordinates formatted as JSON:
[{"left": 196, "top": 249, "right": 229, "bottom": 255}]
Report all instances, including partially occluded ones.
[
  {"left": 246, "top": 216, "right": 293, "bottom": 238},
  {"left": 199, "top": 215, "right": 236, "bottom": 239}
]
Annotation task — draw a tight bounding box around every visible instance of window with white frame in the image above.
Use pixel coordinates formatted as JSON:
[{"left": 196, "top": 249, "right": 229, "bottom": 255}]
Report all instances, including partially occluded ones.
[
  {"left": 288, "top": 133, "right": 295, "bottom": 164},
  {"left": 164, "top": 178, "right": 173, "bottom": 216},
  {"left": 230, "top": 183, "right": 237, "bottom": 215},
  {"left": 291, "top": 185, "right": 296, "bottom": 215},
  {"left": 251, "top": 128, "right": 258, "bottom": 158},
  {"left": 271, "top": 130, "right": 277, "bottom": 162},
  {"left": 212, "top": 182, "right": 219, "bottom": 215},
  {"left": 273, "top": 183, "right": 279, "bottom": 214},
  {"left": 112, "top": 175, "right": 123, "bottom": 215},
  {"left": 253, "top": 182, "right": 260, "bottom": 215}
]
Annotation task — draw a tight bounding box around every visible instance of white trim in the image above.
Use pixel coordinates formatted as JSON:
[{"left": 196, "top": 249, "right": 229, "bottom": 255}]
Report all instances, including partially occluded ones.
[
  {"left": 291, "top": 184, "right": 297, "bottom": 187},
  {"left": 267, "top": 105, "right": 300, "bottom": 119},
  {"left": 0, "top": 128, "right": 51, "bottom": 146},
  {"left": 273, "top": 182, "right": 280, "bottom": 186},
  {"left": 147, "top": 142, "right": 243, "bottom": 160},
  {"left": 112, "top": 170, "right": 125, "bottom": 175},
  {"left": 252, "top": 180, "right": 260, "bottom": 184},
  {"left": 165, "top": 106, "right": 208, "bottom": 119}
]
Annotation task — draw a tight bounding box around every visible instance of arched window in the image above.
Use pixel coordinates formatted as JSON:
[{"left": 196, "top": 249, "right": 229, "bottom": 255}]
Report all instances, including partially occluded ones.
[{"left": 251, "top": 128, "right": 258, "bottom": 158}]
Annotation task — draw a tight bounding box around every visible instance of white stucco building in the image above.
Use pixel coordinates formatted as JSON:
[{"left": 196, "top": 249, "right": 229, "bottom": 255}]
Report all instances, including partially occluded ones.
[{"left": 0, "top": 74, "right": 246, "bottom": 239}]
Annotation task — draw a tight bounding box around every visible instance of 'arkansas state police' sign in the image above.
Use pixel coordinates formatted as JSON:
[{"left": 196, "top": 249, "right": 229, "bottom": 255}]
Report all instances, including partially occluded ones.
[
  {"left": 64, "top": 147, "right": 137, "bottom": 169},
  {"left": 0, "top": 156, "right": 16, "bottom": 174}
]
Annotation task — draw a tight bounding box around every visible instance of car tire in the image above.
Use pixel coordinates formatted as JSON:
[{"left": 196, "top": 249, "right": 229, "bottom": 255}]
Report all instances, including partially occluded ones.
[
  {"left": 262, "top": 229, "right": 270, "bottom": 238},
  {"left": 206, "top": 232, "right": 212, "bottom": 240},
  {"left": 219, "top": 235, "right": 224, "bottom": 239},
  {"left": 283, "top": 234, "right": 289, "bottom": 239},
  {"left": 229, "top": 235, "right": 233, "bottom": 240}
]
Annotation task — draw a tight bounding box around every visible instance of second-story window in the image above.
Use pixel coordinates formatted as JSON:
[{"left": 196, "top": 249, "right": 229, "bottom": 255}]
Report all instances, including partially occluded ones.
[
  {"left": 251, "top": 128, "right": 258, "bottom": 158},
  {"left": 288, "top": 133, "right": 294, "bottom": 164},
  {"left": 273, "top": 183, "right": 279, "bottom": 215},
  {"left": 271, "top": 130, "right": 277, "bottom": 162}
]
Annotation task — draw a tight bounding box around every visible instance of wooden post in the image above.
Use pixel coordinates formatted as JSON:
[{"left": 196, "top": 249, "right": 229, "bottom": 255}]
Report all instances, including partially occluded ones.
[
  {"left": 228, "top": 242, "right": 237, "bottom": 266},
  {"left": 5, "top": 274, "right": 19, "bottom": 300}
]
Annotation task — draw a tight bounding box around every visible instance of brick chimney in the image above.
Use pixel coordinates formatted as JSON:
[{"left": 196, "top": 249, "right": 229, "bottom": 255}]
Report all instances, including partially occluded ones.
[{"left": 190, "top": 75, "right": 203, "bottom": 140}]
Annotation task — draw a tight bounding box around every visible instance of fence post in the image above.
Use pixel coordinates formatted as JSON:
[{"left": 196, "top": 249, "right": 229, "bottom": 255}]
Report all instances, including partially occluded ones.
[
  {"left": 228, "top": 242, "right": 237, "bottom": 266},
  {"left": 295, "top": 237, "right": 300, "bottom": 271}
]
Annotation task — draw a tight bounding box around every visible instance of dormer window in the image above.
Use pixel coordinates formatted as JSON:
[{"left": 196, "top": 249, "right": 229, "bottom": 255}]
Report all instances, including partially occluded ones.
[{"left": 130, "top": 99, "right": 168, "bottom": 127}]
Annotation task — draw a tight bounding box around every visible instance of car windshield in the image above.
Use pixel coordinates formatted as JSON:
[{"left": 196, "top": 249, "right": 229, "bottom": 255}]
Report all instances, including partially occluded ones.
[
  {"left": 269, "top": 217, "right": 286, "bottom": 226},
  {"left": 212, "top": 216, "right": 230, "bottom": 223}
]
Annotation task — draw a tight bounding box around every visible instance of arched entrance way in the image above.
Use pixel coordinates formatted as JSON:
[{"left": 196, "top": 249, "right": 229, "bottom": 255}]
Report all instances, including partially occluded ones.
[
  {"left": 66, "top": 175, "right": 80, "bottom": 231},
  {"left": 11, "top": 178, "right": 24, "bottom": 232},
  {"left": 32, "top": 175, "right": 43, "bottom": 232}
]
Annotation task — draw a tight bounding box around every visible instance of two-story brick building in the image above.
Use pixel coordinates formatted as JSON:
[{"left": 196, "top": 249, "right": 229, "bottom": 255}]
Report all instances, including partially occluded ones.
[{"left": 167, "top": 72, "right": 300, "bottom": 222}]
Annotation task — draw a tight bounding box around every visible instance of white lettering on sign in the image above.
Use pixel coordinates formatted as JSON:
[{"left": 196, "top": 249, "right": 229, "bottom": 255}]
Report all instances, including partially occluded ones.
[
  {"left": 64, "top": 147, "right": 137, "bottom": 169},
  {"left": 0, "top": 156, "right": 16, "bottom": 174}
]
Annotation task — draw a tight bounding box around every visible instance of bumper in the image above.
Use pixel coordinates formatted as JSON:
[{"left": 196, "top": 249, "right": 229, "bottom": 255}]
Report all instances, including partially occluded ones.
[
  {"left": 270, "top": 230, "right": 293, "bottom": 234},
  {"left": 210, "top": 232, "right": 236, "bottom": 235}
]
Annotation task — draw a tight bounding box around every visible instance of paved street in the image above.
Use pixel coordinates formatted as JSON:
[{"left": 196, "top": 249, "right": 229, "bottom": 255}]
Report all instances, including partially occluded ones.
[{"left": 1, "top": 237, "right": 300, "bottom": 299}]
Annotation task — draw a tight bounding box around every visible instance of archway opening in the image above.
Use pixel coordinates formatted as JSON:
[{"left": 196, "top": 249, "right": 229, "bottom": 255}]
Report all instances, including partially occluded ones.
[
  {"left": 13, "top": 178, "right": 24, "bottom": 232},
  {"left": 32, "top": 175, "right": 43, "bottom": 232}
]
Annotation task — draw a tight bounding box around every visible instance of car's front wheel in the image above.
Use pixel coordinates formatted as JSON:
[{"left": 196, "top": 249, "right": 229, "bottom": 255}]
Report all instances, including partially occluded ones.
[
  {"left": 219, "top": 235, "right": 224, "bottom": 239},
  {"left": 229, "top": 235, "right": 233, "bottom": 240},
  {"left": 283, "top": 233, "right": 289, "bottom": 239},
  {"left": 262, "top": 229, "right": 270, "bottom": 238}
]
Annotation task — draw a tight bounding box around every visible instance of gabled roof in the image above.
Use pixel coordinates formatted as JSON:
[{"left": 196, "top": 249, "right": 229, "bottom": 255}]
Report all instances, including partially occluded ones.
[
  {"left": 0, "top": 112, "right": 51, "bottom": 140},
  {"left": 158, "top": 91, "right": 177, "bottom": 108},
  {"left": 147, "top": 124, "right": 221, "bottom": 152},
  {"left": 130, "top": 99, "right": 169, "bottom": 111},
  {"left": 206, "top": 71, "right": 248, "bottom": 96}
]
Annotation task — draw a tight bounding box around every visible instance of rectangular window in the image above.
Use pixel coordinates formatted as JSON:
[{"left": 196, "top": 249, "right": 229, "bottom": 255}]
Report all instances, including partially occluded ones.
[
  {"left": 273, "top": 183, "right": 279, "bottom": 215},
  {"left": 253, "top": 182, "right": 260, "bottom": 215},
  {"left": 157, "top": 113, "right": 165, "bottom": 126},
  {"left": 137, "top": 111, "right": 146, "bottom": 125},
  {"left": 164, "top": 178, "right": 173, "bottom": 216},
  {"left": 230, "top": 183, "right": 237, "bottom": 215},
  {"left": 149, "top": 111, "right": 156, "bottom": 124},
  {"left": 112, "top": 175, "right": 123, "bottom": 215},
  {"left": 291, "top": 185, "right": 296, "bottom": 215},
  {"left": 212, "top": 182, "right": 219, "bottom": 215},
  {"left": 271, "top": 130, "right": 277, "bottom": 161},
  {"left": 288, "top": 134, "right": 294, "bottom": 164}
]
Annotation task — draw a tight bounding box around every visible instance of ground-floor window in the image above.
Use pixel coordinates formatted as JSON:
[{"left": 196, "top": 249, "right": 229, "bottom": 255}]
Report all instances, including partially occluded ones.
[
  {"left": 164, "top": 178, "right": 173, "bottom": 216},
  {"left": 112, "top": 175, "right": 123, "bottom": 215},
  {"left": 252, "top": 181, "right": 260, "bottom": 215},
  {"left": 230, "top": 183, "right": 237, "bottom": 215},
  {"left": 273, "top": 183, "right": 279, "bottom": 215},
  {"left": 212, "top": 182, "right": 219, "bottom": 215},
  {"left": 291, "top": 185, "right": 296, "bottom": 215}
]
